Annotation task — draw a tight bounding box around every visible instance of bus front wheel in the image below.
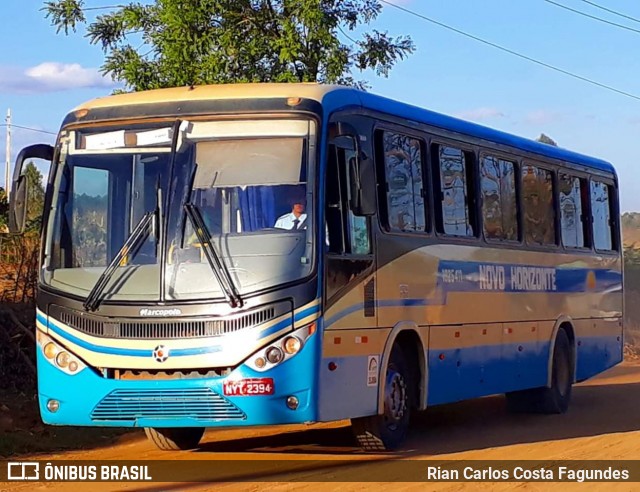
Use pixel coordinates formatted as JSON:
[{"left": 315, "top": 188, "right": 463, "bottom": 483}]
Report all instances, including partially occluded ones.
[
  {"left": 506, "top": 328, "right": 573, "bottom": 414},
  {"left": 351, "top": 345, "right": 412, "bottom": 451},
  {"left": 144, "top": 427, "right": 205, "bottom": 451}
]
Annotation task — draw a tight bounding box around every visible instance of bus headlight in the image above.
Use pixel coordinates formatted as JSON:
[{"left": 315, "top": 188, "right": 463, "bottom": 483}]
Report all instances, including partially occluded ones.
[
  {"left": 247, "top": 322, "right": 316, "bottom": 372},
  {"left": 55, "top": 351, "right": 71, "bottom": 368},
  {"left": 283, "top": 336, "right": 301, "bottom": 355},
  {"left": 266, "top": 347, "right": 284, "bottom": 364},
  {"left": 44, "top": 342, "right": 58, "bottom": 360},
  {"left": 37, "top": 330, "right": 87, "bottom": 375}
]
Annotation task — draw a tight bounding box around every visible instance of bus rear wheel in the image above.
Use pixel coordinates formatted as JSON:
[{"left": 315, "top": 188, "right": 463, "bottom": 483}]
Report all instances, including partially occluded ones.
[
  {"left": 351, "top": 345, "right": 412, "bottom": 451},
  {"left": 144, "top": 427, "right": 204, "bottom": 451},
  {"left": 506, "top": 328, "right": 573, "bottom": 414}
]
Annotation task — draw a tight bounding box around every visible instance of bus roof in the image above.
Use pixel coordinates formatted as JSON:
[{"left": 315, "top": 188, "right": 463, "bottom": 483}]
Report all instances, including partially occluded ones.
[
  {"left": 74, "top": 83, "right": 615, "bottom": 176},
  {"left": 351, "top": 90, "right": 616, "bottom": 176},
  {"left": 73, "top": 83, "right": 342, "bottom": 109}
]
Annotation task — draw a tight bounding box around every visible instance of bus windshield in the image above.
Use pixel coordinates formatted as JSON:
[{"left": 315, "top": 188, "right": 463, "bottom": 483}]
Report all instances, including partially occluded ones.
[{"left": 42, "top": 118, "right": 316, "bottom": 304}]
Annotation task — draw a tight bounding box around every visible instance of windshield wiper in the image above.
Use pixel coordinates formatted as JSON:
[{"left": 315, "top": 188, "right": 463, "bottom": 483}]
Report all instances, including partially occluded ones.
[
  {"left": 83, "top": 210, "right": 155, "bottom": 312},
  {"left": 183, "top": 203, "right": 244, "bottom": 309}
]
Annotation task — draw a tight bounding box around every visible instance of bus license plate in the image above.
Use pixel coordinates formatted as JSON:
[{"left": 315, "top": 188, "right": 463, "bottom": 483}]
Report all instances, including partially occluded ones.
[{"left": 223, "top": 378, "right": 275, "bottom": 396}]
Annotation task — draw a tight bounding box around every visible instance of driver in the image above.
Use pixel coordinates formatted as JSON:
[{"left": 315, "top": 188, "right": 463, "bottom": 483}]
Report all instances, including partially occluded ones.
[{"left": 274, "top": 190, "right": 307, "bottom": 230}]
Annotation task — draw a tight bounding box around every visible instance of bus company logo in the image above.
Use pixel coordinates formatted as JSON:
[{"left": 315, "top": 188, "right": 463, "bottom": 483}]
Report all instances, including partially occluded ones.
[
  {"left": 367, "top": 355, "right": 379, "bottom": 387},
  {"left": 139, "top": 308, "right": 182, "bottom": 317},
  {"left": 7, "top": 462, "right": 39, "bottom": 480},
  {"left": 153, "top": 345, "right": 170, "bottom": 363}
]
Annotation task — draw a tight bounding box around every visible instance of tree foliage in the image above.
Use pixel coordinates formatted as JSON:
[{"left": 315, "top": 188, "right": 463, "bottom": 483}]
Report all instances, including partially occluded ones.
[
  {"left": 622, "top": 212, "right": 640, "bottom": 230},
  {"left": 0, "top": 165, "right": 44, "bottom": 233},
  {"left": 0, "top": 188, "right": 8, "bottom": 231},
  {"left": 43, "top": 0, "right": 415, "bottom": 91},
  {"left": 23, "top": 162, "right": 45, "bottom": 230}
]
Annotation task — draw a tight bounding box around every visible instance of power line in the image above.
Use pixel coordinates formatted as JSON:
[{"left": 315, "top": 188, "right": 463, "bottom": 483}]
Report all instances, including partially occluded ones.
[
  {"left": 543, "top": 0, "right": 640, "bottom": 35},
  {"left": 379, "top": 0, "right": 640, "bottom": 102},
  {"left": 0, "top": 124, "right": 56, "bottom": 136},
  {"left": 338, "top": 25, "right": 359, "bottom": 45},
  {"left": 578, "top": 0, "right": 640, "bottom": 25}
]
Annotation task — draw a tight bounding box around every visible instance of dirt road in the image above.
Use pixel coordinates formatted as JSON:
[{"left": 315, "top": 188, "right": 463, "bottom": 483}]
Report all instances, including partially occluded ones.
[{"left": 5, "top": 361, "right": 640, "bottom": 491}]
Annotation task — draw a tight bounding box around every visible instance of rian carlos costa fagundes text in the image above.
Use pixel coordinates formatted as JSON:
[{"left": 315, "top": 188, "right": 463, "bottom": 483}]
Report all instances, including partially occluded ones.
[{"left": 426, "top": 466, "right": 630, "bottom": 482}]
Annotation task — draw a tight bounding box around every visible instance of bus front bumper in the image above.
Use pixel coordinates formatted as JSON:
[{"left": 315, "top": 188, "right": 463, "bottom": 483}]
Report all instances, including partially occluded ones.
[{"left": 36, "top": 336, "right": 318, "bottom": 428}]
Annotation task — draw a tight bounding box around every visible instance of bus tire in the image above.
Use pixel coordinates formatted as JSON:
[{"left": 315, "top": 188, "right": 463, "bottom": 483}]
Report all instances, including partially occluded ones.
[
  {"left": 144, "top": 427, "right": 204, "bottom": 451},
  {"left": 506, "top": 328, "right": 573, "bottom": 414},
  {"left": 351, "top": 345, "right": 412, "bottom": 451}
]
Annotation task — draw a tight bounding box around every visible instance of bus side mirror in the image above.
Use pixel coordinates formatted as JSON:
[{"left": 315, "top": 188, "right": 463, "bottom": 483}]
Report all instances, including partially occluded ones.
[
  {"left": 9, "top": 144, "right": 54, "bottom": 233},
  {"left": 9, "top": 176, "right": 28, "bottom": 234},
  {"left": 330, "top": 135, "right": 375, "bottom": 217},
  {"left": 350, "top": 153, "right": 375, "bottom": 217}
]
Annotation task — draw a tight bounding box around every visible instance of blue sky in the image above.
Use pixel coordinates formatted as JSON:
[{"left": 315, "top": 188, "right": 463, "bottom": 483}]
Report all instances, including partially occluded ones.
[{"left": 2, "top": 0, "right": 640, "bottom": 210}]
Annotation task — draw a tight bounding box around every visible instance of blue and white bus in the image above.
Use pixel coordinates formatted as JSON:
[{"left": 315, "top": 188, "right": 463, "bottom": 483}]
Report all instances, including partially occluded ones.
[{"left": 10, "top": 84, "right": 622, "bottom": 451}]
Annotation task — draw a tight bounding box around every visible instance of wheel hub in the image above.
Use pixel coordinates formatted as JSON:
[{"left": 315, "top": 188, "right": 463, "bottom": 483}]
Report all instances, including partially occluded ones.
[{"left": 383, "top": 369, "right": 407, "bottom": 429}]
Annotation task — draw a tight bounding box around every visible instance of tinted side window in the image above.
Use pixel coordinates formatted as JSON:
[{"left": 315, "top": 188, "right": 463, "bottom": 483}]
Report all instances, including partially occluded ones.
[
  {"left": 522, "top": 164, "right": 556, "bottom": 245},
  {"left": 559, "top": 173, "right": 588, "bottom": 248},
  {"left": 591, "top": 180, "right": 615, "bottom": 250},
  {"left": 380, "top": 131, "right": 426, "bottom": 233},
  {"left": 435, "top": 145, "right": 474, "bottom": 236},
  {"left": 480, "top": 156, "right": 518, "bottom": 241},
  {"left": 345, "top": 149, "right": 371, "bottom": 254},
  {"left": 326, "top": 145, "right": 372, "bottom": 255}
]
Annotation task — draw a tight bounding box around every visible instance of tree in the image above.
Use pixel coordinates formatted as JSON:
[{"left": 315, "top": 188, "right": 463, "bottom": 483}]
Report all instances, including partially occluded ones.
[
  {"left": 43, "top": 0, "right": 415, "bottom": 91},
  {"left": 0, "top": 188, "right": 8, "bottom": 232},
  {"left": 536, "top": 133, "right": 558, "bottom": 146},
  {"left": 23, "top": 162, "right": 45, "bottom": 230}
]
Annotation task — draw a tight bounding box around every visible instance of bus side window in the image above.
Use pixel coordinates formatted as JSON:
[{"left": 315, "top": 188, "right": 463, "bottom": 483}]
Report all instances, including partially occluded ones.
[
  {"left": 480, "top": 155, "right": 518, "bottom": 241},
  {"left": 379, "top": 131, "right": 426, "bottom": 233},
  {"left": 591, "top": 180, "right": 616, "bottom": 251},
  {"left": 432, "top": 144, "right": 476, "bottom": 237},
  {"left": 522, "top": 164, "right": 556, "bottom": 246},
  {"left": 326, "top": 145, "right": 346, "bottom": 254},
  {"left": 325, "top": 139, "right": 373, "bottom": 302},
  {"left": 345, "top": 153, "right": 371, "bottom": 254},
  {"left": 326, "top": 145, "right": 371, "bottom": 255},
  {"left": 559, "top": 173, "right": 589, "bottom": 248}
]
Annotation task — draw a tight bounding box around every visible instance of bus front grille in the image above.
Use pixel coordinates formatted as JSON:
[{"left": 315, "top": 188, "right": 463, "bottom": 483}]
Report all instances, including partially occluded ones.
[
  {"left": 49, "top": 304, "right": 281, "bottom": 339},
  {"left": 90, "top": 388, "right": 246, "bottom": 421}
]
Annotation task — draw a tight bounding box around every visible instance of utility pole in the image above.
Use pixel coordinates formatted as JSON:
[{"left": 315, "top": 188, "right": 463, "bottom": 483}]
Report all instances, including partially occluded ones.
[{"left": 4, "top": 108, "right": 11, "bottom": 200}]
